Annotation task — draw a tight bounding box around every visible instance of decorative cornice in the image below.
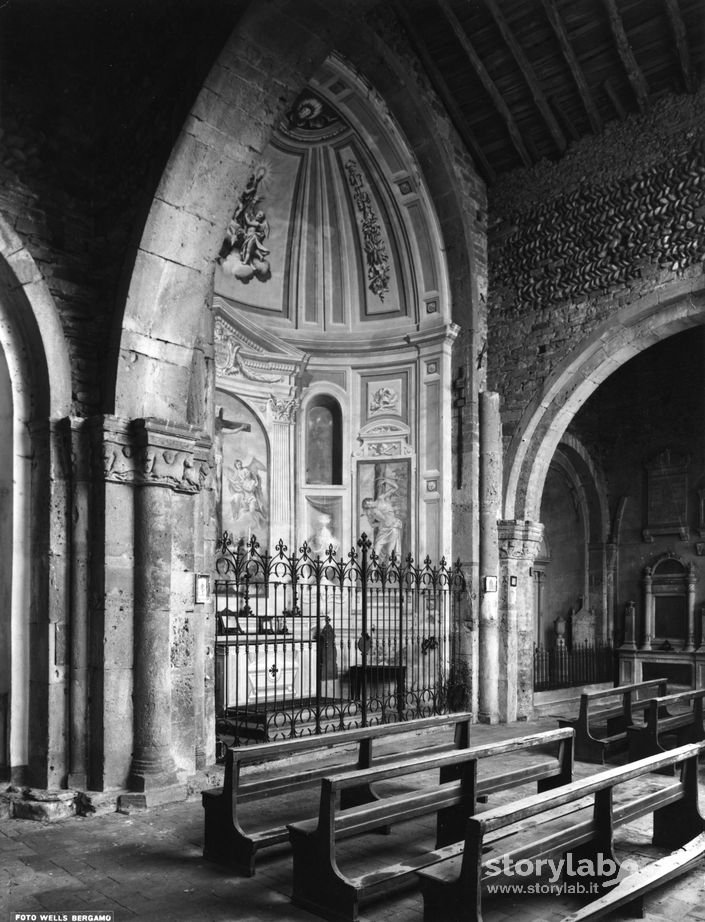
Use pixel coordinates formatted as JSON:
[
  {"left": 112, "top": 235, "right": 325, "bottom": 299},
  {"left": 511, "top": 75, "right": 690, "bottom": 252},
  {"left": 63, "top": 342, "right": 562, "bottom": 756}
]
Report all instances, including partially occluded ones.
[
  {"left": 353, "top": 419, "right": 412, "bottom": 459},
  {"left": 213, "top": 312, "right": 305, "bottom": 383}
]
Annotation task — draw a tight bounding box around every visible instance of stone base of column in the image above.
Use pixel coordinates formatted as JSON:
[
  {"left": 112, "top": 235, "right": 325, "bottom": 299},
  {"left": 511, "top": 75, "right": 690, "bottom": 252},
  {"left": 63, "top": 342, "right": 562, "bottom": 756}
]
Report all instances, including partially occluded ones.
[
  {"left": 67, "top": 772, "right": 87, "bottom": 789},
  {"left": 128, "top": 754, "right": 179, "bottom": 794},
  {"left": 118, "top": 781, "right": 187, "bottom": 812},
  {"left": 477, "top": 712, "right": 500, "bottom": 725}
]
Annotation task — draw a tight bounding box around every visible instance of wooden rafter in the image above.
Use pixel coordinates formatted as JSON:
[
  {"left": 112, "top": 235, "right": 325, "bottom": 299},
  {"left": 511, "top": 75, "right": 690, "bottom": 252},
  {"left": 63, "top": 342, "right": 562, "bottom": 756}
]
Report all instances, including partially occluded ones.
[
  {"left": 541, "top": 0, "right": 602, "bottom": 134},
  {"left": 601, "top": 0, "right": 649, "bottom": 110},
  {"left": 483, "top": 0, "right": 567, "bottom": 153},
  {"left": 393, "top": 2, "right": 496, "bottom": 184},
  {"left": 549, "top": 95, "right": 580, "bottom": 141},
  {"left": 437, "top": 0, "right": 532, "bottom": 167},
  {"left": 603, "top": 78, "right": 627, "bottom": 119},
  {"left": 663, "top": 0, "right": 696, "bottom": 93}
]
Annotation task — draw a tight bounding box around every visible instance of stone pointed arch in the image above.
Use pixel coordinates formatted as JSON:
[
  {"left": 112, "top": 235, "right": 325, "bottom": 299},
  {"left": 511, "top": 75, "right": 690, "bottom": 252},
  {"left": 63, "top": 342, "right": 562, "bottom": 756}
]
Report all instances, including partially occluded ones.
[
  {"left": 503, "top": 279, "right": 705, "bottom": 523},
  {"left": 109, "top": 0, "right": 482, "bottom": 429}
]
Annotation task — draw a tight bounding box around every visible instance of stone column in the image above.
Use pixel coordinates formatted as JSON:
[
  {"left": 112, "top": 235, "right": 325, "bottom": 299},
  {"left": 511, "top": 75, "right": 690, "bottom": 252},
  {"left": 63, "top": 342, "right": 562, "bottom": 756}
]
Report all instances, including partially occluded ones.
[
  {"left": 68, "top": 418, "right": 91, "bottom": 789},
  {"left": 498, "top": 520, "right": 544, "bottom": 721},
  {"left": 605, "top": 541, "right": 618, "bottom": 645},
  {"left": 479, "top": 392, "right": 501, "bottom": 724},
  {"left": 587, "top": 541, "right": 607, "bottom": 642},
  {"left": 112, "top": 418, "right": 212, "bottom": 798},
  {"left": 621, "top": 601, "right": 638, "bottom": 651},
  {"left": 642, "top": 566, "right": 653, "bottom": 650},
  {"left": 267, "top": 394, "right": 297, "bottom": 550},
  {"left": 130, "top": 476, "right": 177, "bottom": 790},
  {"left": 686, "top": 563, "right": 696, "bottom": 652}
]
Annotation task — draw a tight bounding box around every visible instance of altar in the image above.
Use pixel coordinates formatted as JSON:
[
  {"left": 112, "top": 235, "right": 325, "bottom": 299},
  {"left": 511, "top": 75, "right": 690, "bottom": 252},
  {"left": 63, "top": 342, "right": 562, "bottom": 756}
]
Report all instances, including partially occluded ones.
[{"left": 216, "top": 636, "right": 314, "bottom": 711}]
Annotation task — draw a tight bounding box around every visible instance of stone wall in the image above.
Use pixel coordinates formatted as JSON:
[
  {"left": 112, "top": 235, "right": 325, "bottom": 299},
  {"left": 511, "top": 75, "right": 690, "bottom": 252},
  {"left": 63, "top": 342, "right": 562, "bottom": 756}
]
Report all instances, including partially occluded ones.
[
  {"left": 488, "top": 86, "right": 705, "bottom": 437},
  {"left": 0, "top": 1, "right": 240, "bottom": 416}
]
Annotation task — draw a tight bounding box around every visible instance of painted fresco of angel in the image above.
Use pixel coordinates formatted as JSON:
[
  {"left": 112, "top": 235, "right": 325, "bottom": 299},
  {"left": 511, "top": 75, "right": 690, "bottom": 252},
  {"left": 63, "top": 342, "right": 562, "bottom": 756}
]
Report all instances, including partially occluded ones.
[
  {"left": 228, "top": 456, "right": 267, "bottom": 528},
  {"left": 217, "top": 167, "right": 272, "bottom": 282},
  {"left": 240, "top": 209, "right": 270, "bottom": 265}
]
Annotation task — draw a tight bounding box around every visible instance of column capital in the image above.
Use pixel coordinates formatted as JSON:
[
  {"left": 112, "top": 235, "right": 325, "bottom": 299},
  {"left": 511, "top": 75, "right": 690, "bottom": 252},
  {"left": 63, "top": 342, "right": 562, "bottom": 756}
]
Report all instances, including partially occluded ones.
[
  {"left": 266, "top": 393, "right": 298, "bottom": 424},
  {"left": 498, "top": 519, "right": 544, "bottom": 559},
  {"left": 95, "top": 415, "right": 213, "bottom": 491}
]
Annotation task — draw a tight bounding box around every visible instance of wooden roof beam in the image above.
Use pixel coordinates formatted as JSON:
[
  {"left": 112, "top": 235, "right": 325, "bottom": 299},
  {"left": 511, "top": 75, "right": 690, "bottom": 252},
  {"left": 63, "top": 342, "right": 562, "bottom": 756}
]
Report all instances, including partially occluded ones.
[
  {"left": 601, "top": 0, "right": 650, "bottom": 110},
  {"left": 663, "top": 0, "right": 697, "bottom": 93},
  {"left": 483, "top": 0, "right": 567, "bottom": 153},
  {"left": 541, "top": 0, "right": 602, "bottom": 134},
  {"left": 393, "top": 3, "right": 496, "bottom": 185},
  {"left": 603, "top": 78, "right": 627, "bottom": 119},
  {"left": 437, "top": 0, "right": 532, "bottom": 168}
]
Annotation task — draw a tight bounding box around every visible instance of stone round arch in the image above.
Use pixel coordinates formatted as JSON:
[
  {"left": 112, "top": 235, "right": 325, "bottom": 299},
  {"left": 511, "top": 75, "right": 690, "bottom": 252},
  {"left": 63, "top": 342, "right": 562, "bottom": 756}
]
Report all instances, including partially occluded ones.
[
  {"left": 0, "top": 216, "right": 72, "bottom": 783},
  {"left": 0, "top": 218, "right": 72, "bottom": 417},
  {"left": 110, "top": 0, "right": 479, "bottom": 427},
  {"left": 504, "top": 279, "right": 705, "bottom": 523}
]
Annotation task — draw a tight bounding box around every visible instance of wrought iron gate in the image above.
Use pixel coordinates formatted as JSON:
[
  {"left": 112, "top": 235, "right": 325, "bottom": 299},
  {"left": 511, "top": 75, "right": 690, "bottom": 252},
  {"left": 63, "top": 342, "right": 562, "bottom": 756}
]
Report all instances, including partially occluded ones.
[{"left": 214, "top": 533, "right": 466, "bottom": 746}]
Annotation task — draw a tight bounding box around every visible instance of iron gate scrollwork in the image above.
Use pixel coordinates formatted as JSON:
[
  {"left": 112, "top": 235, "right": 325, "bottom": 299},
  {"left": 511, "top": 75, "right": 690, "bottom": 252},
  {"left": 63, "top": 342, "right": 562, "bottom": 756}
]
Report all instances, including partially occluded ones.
[{"left": 214, "top": 532, "right": 466, "bottom": 747}]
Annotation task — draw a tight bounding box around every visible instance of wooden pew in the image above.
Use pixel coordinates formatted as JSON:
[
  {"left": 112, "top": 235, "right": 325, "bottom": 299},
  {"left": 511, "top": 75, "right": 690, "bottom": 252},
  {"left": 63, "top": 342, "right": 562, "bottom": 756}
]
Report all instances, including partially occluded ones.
[
  {"left": 558, "top": 831, "right": 705, "bottom": 921},
  {"left": 287, "top": 728, "right": 574, "bottom": 922},
  {"left": 627, "top": 688, "right": 705, "bottom": 762},
  {"left": 417, "top": 741, "right": 705, "bottom": 922},
  {"left": 557, "top": 677, "right": 668, "bottom": 763},
  {"left": 202, "top": 711, "right": 472, "bottom": 876}
]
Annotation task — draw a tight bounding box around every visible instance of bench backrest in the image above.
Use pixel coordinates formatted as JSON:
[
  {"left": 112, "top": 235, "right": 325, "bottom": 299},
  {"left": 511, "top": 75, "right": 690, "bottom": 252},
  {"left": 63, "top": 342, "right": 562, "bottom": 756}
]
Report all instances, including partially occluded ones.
[
  {"left": 226, "top": 710, "right": 473, "bottom": 768},
  {"left": 465, "top": 741, "right": 703, "bottom": 838},
  {"left": 646, "top": 688, "right": 705, "bottom": 730},
  {"left": 314, "top": 728, "right": 573, "bottom": 846},
  {"left": 325, "top": 727, "right": 573, "bottom": 794},
  {"left": 582, "top": 677, "right": 668, "bottom": 703},
  {"left": 222, "top": 711, "right": 474, "bottom": 803},
  {"left": 579, "top": 678, "right": 667, "bottom": 724}
]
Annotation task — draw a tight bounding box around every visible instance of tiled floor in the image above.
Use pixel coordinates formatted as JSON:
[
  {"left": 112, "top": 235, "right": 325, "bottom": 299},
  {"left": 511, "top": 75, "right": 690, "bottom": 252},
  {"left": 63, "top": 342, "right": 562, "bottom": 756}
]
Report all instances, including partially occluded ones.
[{"left": 2, "top": 718, "right": 705, "bottom": 922}]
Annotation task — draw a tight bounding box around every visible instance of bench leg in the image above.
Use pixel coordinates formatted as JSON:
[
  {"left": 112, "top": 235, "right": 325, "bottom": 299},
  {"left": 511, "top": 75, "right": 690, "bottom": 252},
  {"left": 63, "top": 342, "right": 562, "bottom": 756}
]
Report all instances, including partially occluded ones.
[
  {"left": 573, "top": 733, "right": 608, "bottom": 764},
  {"left": 202, "top": 793, "right": 257, "bottom": 877},
  {"left": 653, "top": 756, "right": 705, "bottom": 849},
  {"left": 420, "top": 882, "right": 463, "bottom": 922},
  {"left": 289, "top": 831, "right": 359, "bottom": 922},
  {"left": 567, "top": 789, "right": 620, "bottom": 893},
  {"left": 624, "top": 895, "right": 646, "bottom": 919},
  {"left": 627, "top": 726, "right": 667, "bottom": 768}
]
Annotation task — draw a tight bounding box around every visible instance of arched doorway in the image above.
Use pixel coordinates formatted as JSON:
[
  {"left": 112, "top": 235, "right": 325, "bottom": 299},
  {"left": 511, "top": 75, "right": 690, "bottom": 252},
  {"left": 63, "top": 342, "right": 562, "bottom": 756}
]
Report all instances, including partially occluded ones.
[{"left": 501, "top": 282, "right": 705, "bottom": 717}]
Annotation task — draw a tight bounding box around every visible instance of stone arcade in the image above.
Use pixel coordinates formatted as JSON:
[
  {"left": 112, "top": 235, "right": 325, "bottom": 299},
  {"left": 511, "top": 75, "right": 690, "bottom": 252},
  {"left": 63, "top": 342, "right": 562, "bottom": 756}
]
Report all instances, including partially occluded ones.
[{"left": 1, "top": 0, "right": 705, "bottom": 806}]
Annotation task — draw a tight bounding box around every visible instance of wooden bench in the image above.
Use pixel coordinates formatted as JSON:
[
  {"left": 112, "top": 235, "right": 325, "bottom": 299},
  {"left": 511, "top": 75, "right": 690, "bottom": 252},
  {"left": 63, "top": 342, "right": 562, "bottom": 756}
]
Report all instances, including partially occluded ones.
[
  {"left": 627, "top": 688, "right": 705, "bottom": 762},
  {"left": 557, "top": 677, "right": 668, "bottom": 763},
  {"left": 287, "top": 728, "right": 574, "bottom": 922},
  {"left": 202, "top": 711, "right": 472, "bottom": 876},
  {"left": 558, "top": 831, "right": 705, "bottom": 920},
  {"left": 416, "top": 741, "right": 705, "bottom": 922}
]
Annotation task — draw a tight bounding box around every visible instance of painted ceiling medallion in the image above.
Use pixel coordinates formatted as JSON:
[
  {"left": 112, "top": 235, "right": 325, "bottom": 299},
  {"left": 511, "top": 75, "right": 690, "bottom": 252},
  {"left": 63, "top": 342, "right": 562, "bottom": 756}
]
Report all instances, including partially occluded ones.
[
  {"left": 218, "top": 167, "right": 272, "bottom": 284},
  {"left": 281, "top": 91, "right": 346, "bottom": 140}
]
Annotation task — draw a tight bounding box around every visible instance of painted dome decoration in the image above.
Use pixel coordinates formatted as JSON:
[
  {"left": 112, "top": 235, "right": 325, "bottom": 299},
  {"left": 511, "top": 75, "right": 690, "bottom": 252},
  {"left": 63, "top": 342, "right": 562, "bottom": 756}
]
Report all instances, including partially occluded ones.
[
  {"left": 281, "top": 91, "right": 346, "bottom": 140},
  {"left": 214, "top": 57, "right": 448, "bottom": 341}
]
